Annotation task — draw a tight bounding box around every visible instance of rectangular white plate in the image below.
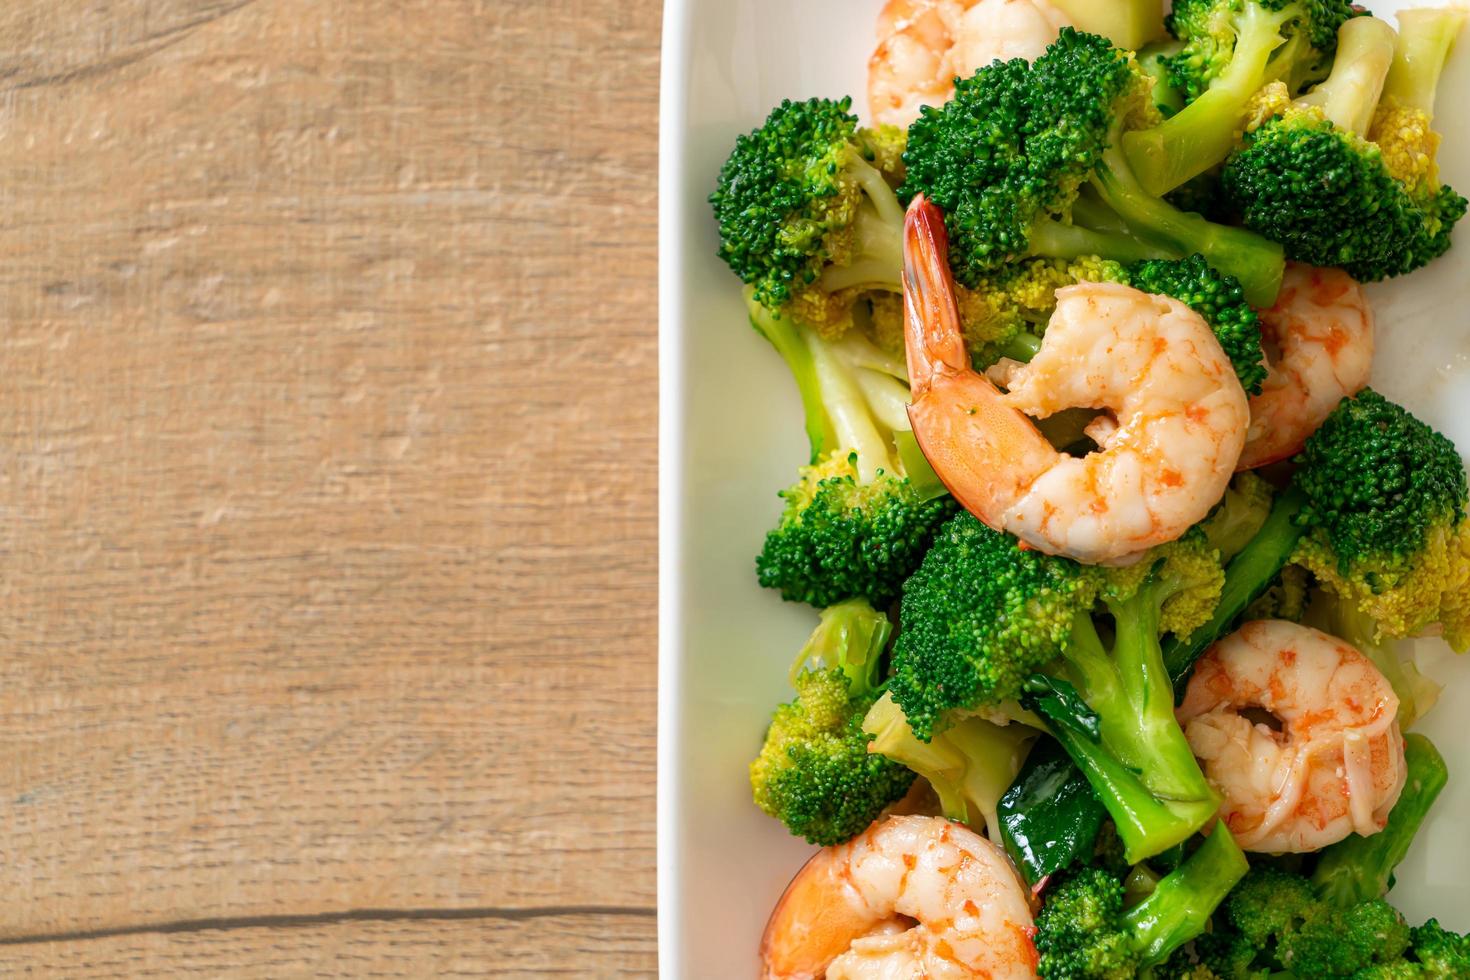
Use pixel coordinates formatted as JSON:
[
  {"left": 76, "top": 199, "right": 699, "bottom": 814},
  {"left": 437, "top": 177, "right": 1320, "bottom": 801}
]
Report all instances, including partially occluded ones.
[{"left": 659, "top": 2, "right": 1470, "bottom": 975}]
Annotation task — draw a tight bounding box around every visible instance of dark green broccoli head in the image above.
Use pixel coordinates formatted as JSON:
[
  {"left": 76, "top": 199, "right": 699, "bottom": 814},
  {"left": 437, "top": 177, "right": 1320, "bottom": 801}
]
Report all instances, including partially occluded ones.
[
  {"left": 900, "top": 30, "right": 1149, "bottom": 287},
  {"left": 749, "top": 667, "right": 913, "bottom": 846},
  {"left": 1290, "top": 390, "right": 1470, "bottom": 648},
  {"left": 1211, "top": 866, "right": 1466, "bottom": 977},
  {"left": 756, "top": 450, "right": 957, "bottom": 609},
  {"left": 1409, "top": 919, "right": 1470, "bottom": 977},
  {"left": 1128, "top": 254, "right": 1267, "bottom": 394},
  {"left": 1035, "top": 868, "right": 1139, "bottom": 980},
  {"left": 711, "top": 97, "right": 905, "bottom": 330},
  {"left": 1163, "top": 0, "right": 1357, "bottom": 103},
  {"left": 1223, "top": 112, "right": 1468, "bottom": 280},
  {"left": 890, "top": 513, "right": 1098, "bottom": 740}
]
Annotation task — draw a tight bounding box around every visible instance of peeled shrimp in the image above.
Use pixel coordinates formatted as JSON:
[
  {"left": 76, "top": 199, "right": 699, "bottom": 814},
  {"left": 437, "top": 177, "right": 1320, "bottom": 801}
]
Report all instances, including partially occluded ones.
[
  {"left": 902, "top": 195, "right": 1249, "bottom": 564},
  {"left": 868, "top": 0, "right": 1072, "bottom": 128},
  {"left": 1237, "top": 263, "right": 1374, "bottom": 470},
  {"left": 1178, "top": 619, "right": 1407, "bottom": 853},
  {"left": 761, "top": 814, "right": 1038, "bottom": 980}
]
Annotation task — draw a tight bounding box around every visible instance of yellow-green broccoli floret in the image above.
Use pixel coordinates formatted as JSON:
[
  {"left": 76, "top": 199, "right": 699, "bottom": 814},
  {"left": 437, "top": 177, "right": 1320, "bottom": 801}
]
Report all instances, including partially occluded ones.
[{"left": 750, "top": 600, "right": 916, "bottom": 846}]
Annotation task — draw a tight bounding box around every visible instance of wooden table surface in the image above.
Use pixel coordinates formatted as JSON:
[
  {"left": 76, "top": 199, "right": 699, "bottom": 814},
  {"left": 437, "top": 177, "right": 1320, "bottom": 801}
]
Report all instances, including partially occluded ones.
[{"left": 0, "top": 0, "right": 659, "bottom": 974}]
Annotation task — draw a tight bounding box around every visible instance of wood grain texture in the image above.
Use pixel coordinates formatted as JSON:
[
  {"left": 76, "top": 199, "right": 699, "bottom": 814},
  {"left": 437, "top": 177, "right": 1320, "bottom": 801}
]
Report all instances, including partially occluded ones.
[
  {"left": 0, "top": 0, "right": 660, "bottom": 967},
  {"left": 0, "top": 913, "right": 658, "bottom": 977}
]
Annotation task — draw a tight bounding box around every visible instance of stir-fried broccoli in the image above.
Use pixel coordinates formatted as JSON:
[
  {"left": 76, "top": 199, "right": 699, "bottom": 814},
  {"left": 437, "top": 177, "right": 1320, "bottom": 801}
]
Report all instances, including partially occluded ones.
[
  {"left": 747, "top": 296, "right": 957, "bottom": 609},
  {"left": 900, "top": 28, "right": 1285, "bottom": 307},
  {"left": 1049, "top": 0, "right": 1165, "bottom": 52},
  {"left": 863, "top": 691, "right": 1036, "bottom": 836},
  {"left": 891, "top": 513, "right": 1224, "bottom": 861},
  {"left": 1166, "top": 862, "right": 1470, "bottom": 978},
  {"left": 1223, "top": 16, "right": 1468, "bottom": 281},
  {"left": 1035, "top": 828, "right": 1248, "bottom": 978},
  {"left": 711, "top": 97, "right": 905, "bottom": 334},
  {"left": 1123, "top": 0, "right": 1359, "bottom": 194},
  {"left": 1164, "top": 390, "right": 1470, "bottom": 685},
  {"left": 749, "top": 600, "right": 915, "bottom": 845}
]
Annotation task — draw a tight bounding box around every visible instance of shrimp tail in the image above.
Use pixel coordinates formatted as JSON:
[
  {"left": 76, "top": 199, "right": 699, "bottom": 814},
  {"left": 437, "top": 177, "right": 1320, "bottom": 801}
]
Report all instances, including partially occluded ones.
[{"left": 902, "top": 194, "right": 972, "bottom": 394}]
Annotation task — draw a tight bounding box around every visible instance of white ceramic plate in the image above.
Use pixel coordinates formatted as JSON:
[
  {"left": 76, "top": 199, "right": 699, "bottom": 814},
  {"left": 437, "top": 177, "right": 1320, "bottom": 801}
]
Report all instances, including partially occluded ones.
[{"left": 659, "top": 3, "right": 1470, "bottom": 975}]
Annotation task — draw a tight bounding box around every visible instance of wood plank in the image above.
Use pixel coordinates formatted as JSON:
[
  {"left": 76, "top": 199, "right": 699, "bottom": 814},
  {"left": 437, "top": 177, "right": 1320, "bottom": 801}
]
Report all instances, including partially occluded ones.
[
  {"left": 0, "top": 913, "right": 658, "bottom": 977},
  {"left": 0, "top": 0, "right": 660, "bottom": 938}
]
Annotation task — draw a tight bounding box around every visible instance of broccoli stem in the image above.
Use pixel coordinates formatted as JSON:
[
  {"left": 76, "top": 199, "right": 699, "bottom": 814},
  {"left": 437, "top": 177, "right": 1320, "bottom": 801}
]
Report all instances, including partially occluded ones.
[
  {"left": 1382, "top": 7, "right": 1468, "bottom": 116},
  {"left": 1164, "top": 485, "right": 1307, "bottom": 685},
  {"left": 746, "top": 292, "right": 835, "bottom": 463},
  {"left": 1125, "top": 826, "right": 1249, "bottom": 968},
  {"left": 1092, "top": 145, "right": 1285, "bottom": 306},
  {"left": 790, "top": 598, "right": 893, "bottom": 693},
  {"left": 1295, "top": 16, "right": 1396, "bottom": 136},
  {"left": 1048, "top": 0, "right": 1164, "bottom": 51},
  {"left": 820, "top": 157, "right": 905, "bottom": 292},
  {"left": 864, "top": 692, "right": 1037, "bottom": 836},
  {"left": 1311, "top": 734, "right": 1448, "bottom": 908},
  {"left": 1039, "top": 607, "right": 1220, "bottom": 863},
  {"left": 1122, "top": 2, "right": 1295, "bottom": 196},
  {"left": 1028, "top": 215, "right": 1169, "bottom": 265}
]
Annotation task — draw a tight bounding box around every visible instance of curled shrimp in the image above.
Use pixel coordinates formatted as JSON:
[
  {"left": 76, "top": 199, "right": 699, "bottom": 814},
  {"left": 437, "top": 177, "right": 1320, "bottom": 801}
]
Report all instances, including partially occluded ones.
[
  {"left": 1177, "top": 619, "right": 1407, "bottom": 853},
  {"left": 868, "top": 0, "right": 1072, "bottom": 128},
  {"left": 902, "top": 196, "right": 1249, "bottom": 565},
  {"left": 1237, "top": 263, "right": 1374, "bottom": 470},
  {"left": 760, "top": 814, "right": 1038, "bottom": 980}
]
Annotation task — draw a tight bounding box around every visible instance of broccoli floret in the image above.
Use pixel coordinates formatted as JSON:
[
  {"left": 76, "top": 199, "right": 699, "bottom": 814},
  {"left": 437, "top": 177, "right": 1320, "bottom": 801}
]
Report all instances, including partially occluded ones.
[
  {"left": 1222, "top": 17, "right": 1468, "bottom": 281},
  {"left": 1034, "top": 828, "right": 1249, "bottom": 978},
  {"left": 1242, "top": 562, "right": 1310, "bottom": 622},
  {"left": 1128, "top": 254, "right": 1268, "bottom": 394},
  {"left": 1207, "top": 864, "right": 1470, "bottom": 978},
  {"left": 900, "top": 29, "right": 1285, "bottom": 307},
  {"left": 1164, "top": 390, "right": 1470, "bottom": 684},
  {"left": 1122, "top": 0, "right": 1358, "bottom": 195},
  {"left": 1200, "top": 472, "right": 1276, "bottom": 562},
  {"left": 1290, "top": 390, "right": 1470, "bottom": 650},
  {"left": 1313, "top": 734, "right": 1449, "bottom": 909},
  {"left": 747, "top": 296, "right": 958, "bottom": 609},
  {"left": 892, "top": 513, "right": 1224, "bottom": 861},
  {"left": 863, "top": 691, "right": 1037, "bottom": 836},
  {"left": 711, "top": 97, "right": 905, "bottom": 334},
  {"left": 749, "top": 600, "right": 915, "bottom": 845}
]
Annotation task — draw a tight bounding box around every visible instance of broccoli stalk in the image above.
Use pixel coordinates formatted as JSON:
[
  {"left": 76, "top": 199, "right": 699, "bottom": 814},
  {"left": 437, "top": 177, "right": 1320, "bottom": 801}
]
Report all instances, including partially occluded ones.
[
  {"left": 1048, "top": 0, "right": 1164, "bottom": 52},
  {"left": 1027, "top": 550, "right": 1224, "bottom": 862},
  {"left": 863, "top": 691, "right": 1038, "bottom": 837},
  {"left": 749, "top": 599, "right": 916, "bottom": 846},
  {"left": 1034, "top": 827, "right": 1249, "bottom": 977},
  {"left": 1312, "top": 733, "right": 1449, "bottom": 909},
  {"left": 1123, "top": 0, "right": 1356, "bottom": 196},
  {"left": 900, "top": 29, "right": 1285, "bottom": 308}
]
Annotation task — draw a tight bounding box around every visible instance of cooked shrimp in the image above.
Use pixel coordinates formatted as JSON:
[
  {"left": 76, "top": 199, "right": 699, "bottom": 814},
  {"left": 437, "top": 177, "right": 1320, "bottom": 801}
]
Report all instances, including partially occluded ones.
[
  {"left": 1178, "top": 619, "right": 1407, "bottom": 853},
  {"left": 868, "top": 0, "right": 1072, "bottom": 128},
  {"left": 760, "top": 814, "right": 1038, "bottom": 980},
  {"left": 902, "top": 195, "right": 1249, "bottom": 564},
  {"left": 1237, "top": 263, "right": 1374, "bottom": 470}
]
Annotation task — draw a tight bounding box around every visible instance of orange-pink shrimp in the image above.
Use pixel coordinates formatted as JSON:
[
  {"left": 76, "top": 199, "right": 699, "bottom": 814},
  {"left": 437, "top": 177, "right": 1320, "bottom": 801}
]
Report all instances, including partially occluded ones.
[
  {"left": 760, "top": 815, "right": 1039, "bottom": 980},
  {"left": 1178, "top": 619, "right": 1407, "bottom": 853},
  {"left": 868, "top": 0, "right": 1072, "bottom": 128},
  {"left": 1237, "top": 263, "right": 1374, "bottom": 470},
  {"left": 902, "top": 195, "right": 1249, "bottom": 564}
]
